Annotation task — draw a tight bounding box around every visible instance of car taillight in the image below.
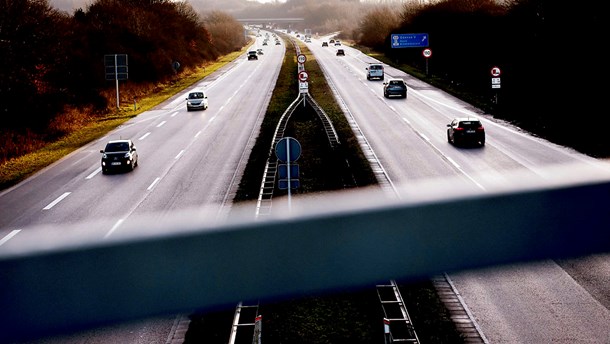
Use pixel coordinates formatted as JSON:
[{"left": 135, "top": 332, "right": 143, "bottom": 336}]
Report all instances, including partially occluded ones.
[
  {"left": 454, "top": 127, "right": 464, "bottom": 131},
  {"left": 477, "top": 126, "right": 484, "bottom": 131}
]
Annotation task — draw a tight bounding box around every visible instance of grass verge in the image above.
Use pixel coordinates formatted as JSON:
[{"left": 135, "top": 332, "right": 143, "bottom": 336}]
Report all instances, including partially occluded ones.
[{"left": 0, "top": 44, "right": 253, "bottom": 191}]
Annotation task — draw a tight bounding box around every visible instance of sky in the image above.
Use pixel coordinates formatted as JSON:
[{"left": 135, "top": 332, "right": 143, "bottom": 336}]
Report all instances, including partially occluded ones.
[{"left": 50, "top": 0, "right": 286, "bottom": 12}]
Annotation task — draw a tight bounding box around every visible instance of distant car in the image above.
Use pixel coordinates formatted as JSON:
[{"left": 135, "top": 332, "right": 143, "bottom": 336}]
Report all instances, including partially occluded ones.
[
  {"left": 329, "top": 39, "right": 335, "bottom": 44},
  {"left": 322, "top": 41, "right": 328, "bottom": 47},
  {"left": 275, "top": 40, "right": 281, "bottom": 45},
  {"left": 366, "top": 63, "right": 384, "bottom": 80},
  {"left": 336, "top": 49, "right": 345, "bottom": 56},
  {"left": 257, "top": 48, "right": 264, "bottom": 55},
  {"left": 100, "top": 139, "right": 138, "bottom": 174},
  {"left": 334, "top": 40, "right": 341, "bottom": 46},
  {"left": 247, "top": 51, "right": 258, "bottom": 60},
  {"left": 383, "top": 79, "right": 407, "bottom": 98},
  {"left": 262, "top": 41, "right": 268, "bottom": 46},
  {"left": 447, "top": 118, "right": 486, "bottom": 146},
  {"left": 186, "top": 90, "right": 208, "bottom": 111}
]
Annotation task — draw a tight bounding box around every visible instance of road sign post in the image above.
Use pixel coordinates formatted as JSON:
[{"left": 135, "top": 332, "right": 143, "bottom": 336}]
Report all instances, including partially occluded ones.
[
  {"left": 490, "top": 66, "right": 501, "bottom": 104},
  {"left": 104, "top": 54, "right": 128, "bottom": 109},
  {"left": 422, "top": 48, "right": 432, "bottom": 76},
  {"left": 275, "top": 137, "right": 302, "bottom": 211},
  {"left": 298, "top": 70, "right": 309, "bottom": 105}
]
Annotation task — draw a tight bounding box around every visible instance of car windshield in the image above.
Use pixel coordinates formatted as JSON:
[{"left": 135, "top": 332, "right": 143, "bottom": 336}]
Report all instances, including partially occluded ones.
[
  {"left": 189, "top": 92, "right": 204, "bottom": 99},
  {"left": 370, "top": 65, "right": 383, "bottom": 70},
  {"left": 389, "top": 80, "right": 403, "bottom": 86},
  {"left": 105, "top": 142, "right": 129, "bottom": 152},
  {"left": 459, "top": 121, "right": 481, "bottom": 129}
]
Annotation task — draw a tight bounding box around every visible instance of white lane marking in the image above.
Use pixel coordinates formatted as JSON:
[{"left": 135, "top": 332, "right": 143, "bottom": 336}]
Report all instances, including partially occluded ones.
[
  {"left": 0, "top": 230, "right": 21, "bottom": 246},
  {"left": 170, "top": 112, "right": 178, "bottom": 117},
  {"left": 418, "top": 132, "right": 430, "bottom": 142},
  {"left": 402, "top": 118, "right": 411, "bottom": 125},
  {"left": 147, "top": 177, "right": 161, "bottom": 191},
  {"left": 446, "top": 156, "right": 460, "bottom": 169},
  {"left": 139, "top": 132, "right": 151, "bottom": 141},
  {"left": 388, "top": 106, "right": 396, "bottom": 112},
  {"left": 156, "top": 121, "right": 167, "bottom": 128},
  {"left": 175, "top": 150, "right": 185, "bottom": 160},
  {"left": 43, "top": 192, "right": 71, "bottom": 210},
  {"left": 104, "top": 219, "right": 123, "bottom": 239},
  {"left": 86, "top": 167, "right": 102, "bottom": 179},
  {"left": 195, "top": 130, "right": 202, "bottom": 138}
]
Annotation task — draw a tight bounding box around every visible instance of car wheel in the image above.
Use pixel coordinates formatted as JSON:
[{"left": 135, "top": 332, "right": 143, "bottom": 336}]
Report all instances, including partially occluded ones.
[
  {"left": 402, "top": 92, "right": 407, "bottom": 98},
  {"left": 447, "top": 131, "right": 452, "bottom": 143},
  {"left": 480, "top": 140, "right": 485, "bottom": 147},
  {"left": 384, "top": 92, "right": 388, "bottom": 98}
]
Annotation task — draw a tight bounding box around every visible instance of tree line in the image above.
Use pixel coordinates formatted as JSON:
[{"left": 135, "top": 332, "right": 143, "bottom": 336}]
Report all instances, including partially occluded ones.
[
  {"left": 0, "top": 0, "right": 245, "bottom": 162},
  {"left": 352, "top": 0, "right": 607, "bottom": 157}
]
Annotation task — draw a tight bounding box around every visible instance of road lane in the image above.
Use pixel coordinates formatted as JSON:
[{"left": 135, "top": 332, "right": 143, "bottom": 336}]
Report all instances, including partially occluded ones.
[{"left": 306, "top": 33, "right": 610, "bottom": 343}]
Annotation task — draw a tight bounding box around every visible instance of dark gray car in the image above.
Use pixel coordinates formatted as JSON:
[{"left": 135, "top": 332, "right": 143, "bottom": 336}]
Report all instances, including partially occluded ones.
[
  {"left": 447, "top": 118, "right": 486, "bottom": 147},
  {"left": 100, "top": 139, "right": 138, "bottom": 173},
  {"left": 383, "top": 79, "right": 407, "bottom": 98}
]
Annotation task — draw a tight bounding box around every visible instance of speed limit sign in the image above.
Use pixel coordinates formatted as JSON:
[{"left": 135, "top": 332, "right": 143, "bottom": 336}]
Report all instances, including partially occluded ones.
[
  {"left": 297, "top": 54, "right": 306, "bottom": 64},
  {"left": 422, "top": 48, "right": 432, "bottom": 58}
]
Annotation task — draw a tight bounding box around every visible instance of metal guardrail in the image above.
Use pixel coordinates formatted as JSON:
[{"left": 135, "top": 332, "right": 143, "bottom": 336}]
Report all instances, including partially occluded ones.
[
  {"left": 377, "top": 280, "right": 420, "bottom": 343},
  {"left": 2, "top": 163, "right": 610, "bottom": 343}
]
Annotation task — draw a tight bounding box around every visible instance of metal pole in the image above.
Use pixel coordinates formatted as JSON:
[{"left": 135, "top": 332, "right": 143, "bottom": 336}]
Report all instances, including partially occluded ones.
[
  {"left": 115, "top": 54, "right": 119, "bottom": 109},
  {"left": 286, "top": 138, "right": 292, "bottom": 211},
  {"left": 425, "top": 58, "right": 429, "bottom": 76}
]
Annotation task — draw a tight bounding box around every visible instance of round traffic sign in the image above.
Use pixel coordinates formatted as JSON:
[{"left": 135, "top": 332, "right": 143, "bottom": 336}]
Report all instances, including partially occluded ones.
[
  {"left": 491, "top": 66, "right": 501, "bottom": 77},
  {"left": 422, "top": 48, "right": 432, "bottom": 58},
  {"left": 298, "top": 71, "right": 309, "bottom": 82},
  {"left": 275, "top": 137, "right": 301, "bottom": 163},
  {"left": 297, "top": 54, "right": 307, "bottom": 64}
]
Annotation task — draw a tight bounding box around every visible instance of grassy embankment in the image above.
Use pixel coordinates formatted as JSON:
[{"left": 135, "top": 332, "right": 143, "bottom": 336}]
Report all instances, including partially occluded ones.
[{"left": 0, "top": 44, "right": 253, "bottom": 191}]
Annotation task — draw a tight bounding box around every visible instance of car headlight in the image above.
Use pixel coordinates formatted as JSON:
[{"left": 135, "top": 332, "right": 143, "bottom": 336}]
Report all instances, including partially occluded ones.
[
  {"left": 124, "top": 153, "right": 131, "bottom": 159},
  {"left": 102, "top": 153, "right": 108, "bottom": 159}
]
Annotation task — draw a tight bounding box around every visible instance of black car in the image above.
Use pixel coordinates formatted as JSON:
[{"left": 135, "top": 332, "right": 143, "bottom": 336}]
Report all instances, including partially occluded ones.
[
  {"left": 336, "top": 49, "right": 345, "bottom": 56},
  {"left": 447, "top": 118, "right": 486, "bottom": 146},
  {"left": 322, "top": 41, "right": 328, "bottom": 47},
  {"left": 383, "top": 79, "right": 407, "bottom": 98},
  {"left": 100, "top": 139, "right": 138, "bottom": 173},
  {"left": 247, "top": 51, "right": 258, "bottom": 60}
]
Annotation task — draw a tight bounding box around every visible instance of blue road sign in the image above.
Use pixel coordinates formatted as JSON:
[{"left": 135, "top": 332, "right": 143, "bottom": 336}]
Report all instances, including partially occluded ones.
[
  {"left": 275, "top": 137, "right": 301, "bottom": 163},
  {"left": 391, "top": 33, "right": 429, "bottom": 48},
  {"left": 279, "top": 164, "right": 299, "bottom": 179},
  {"left": 278, "top": 179, "right": 300, "bottom": 190},
  {"left": 104, "top": 54, "right": 128, "bottom": 80}
]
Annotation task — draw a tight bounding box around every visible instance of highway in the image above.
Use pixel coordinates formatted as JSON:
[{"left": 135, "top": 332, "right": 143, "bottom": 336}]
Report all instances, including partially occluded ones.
[
  {"left": 305, "top": 33, "right": 610, "bottom": 342},
  {"left": 0, "top": 33, "right": 285, "bottom": 343},
  {"left": 2, "top": 30, "right": 610, "bottom": 343}
]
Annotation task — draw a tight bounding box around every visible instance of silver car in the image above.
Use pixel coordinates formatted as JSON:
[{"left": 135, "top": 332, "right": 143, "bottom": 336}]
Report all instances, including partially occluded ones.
[{"left": 186, "top": 90, "right": 208, "bottom": 111}]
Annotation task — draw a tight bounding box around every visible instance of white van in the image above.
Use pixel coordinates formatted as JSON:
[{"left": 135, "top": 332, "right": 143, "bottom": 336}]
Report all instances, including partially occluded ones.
[{"left": 366, "top": 63, "right": 384, "bottom": 81}]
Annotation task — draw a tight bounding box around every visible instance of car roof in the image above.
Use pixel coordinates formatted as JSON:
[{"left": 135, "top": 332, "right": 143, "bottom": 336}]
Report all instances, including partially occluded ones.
[
  {"left": 107, "top": 139, "right": 131, "bottom": 144},
  {"left": 453, "top": 117, "right": 482, "bottom": 124}
]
